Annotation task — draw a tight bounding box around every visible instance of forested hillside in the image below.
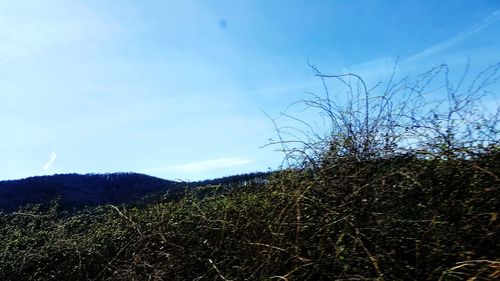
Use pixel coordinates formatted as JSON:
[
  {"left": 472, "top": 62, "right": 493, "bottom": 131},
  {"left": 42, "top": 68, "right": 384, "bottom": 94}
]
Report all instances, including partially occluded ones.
[{"left": 0, "top": 172, "right": 270, "bottom": 212}]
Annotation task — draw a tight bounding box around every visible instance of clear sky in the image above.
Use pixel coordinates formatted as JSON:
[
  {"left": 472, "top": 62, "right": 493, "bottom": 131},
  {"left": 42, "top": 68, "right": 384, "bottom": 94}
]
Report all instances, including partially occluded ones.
[{"left": 0, "top": 0, "right": 499, "bottom": 181}]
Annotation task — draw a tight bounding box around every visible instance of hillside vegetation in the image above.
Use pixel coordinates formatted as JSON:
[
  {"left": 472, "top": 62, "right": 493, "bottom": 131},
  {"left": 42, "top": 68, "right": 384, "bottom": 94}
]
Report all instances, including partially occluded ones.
[
  {"left": 0, "top": 172, "right": 269, "bottom": 212},
  {"left": 0, "top": 173, "right": 182, "bottom": 212},
  {"left": 0, "top": 63, "right": 499, "bottom": 280}
]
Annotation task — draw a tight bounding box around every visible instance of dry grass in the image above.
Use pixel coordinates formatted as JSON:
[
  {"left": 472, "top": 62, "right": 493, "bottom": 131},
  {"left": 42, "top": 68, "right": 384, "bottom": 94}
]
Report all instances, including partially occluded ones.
[{"left": 0, "top": 151, "right": 498, "bottom": 280}]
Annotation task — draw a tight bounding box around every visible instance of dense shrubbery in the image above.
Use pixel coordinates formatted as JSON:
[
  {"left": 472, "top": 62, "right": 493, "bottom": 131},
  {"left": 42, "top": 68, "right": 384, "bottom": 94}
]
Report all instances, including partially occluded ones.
[
  {"left": 0, "top": 63, "right": 499, "bottom": 280},
  {"left": 0, "top": 154, "right": 498, "bottom": 280}
]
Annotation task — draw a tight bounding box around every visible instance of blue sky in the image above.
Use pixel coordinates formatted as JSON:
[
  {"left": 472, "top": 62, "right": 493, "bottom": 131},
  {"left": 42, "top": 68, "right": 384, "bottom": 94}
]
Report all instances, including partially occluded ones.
[{"left": 0, "top": 0, "right": 499, "bottom": 181}]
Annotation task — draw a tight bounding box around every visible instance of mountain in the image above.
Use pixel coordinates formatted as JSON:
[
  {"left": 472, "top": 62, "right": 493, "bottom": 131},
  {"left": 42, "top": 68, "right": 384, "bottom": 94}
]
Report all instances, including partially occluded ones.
[
  {"left": 0, "top": 173, "right": 184, "bottom": 212},
  {"left": 0, "top": 172, "right": 272, "bottom": 212}
]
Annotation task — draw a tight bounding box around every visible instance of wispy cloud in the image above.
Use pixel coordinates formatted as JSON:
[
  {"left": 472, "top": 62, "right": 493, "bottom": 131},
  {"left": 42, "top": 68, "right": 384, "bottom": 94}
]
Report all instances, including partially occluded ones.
[
  {"left": 144, "top": 157, "right": 253, "bottom": 174},
  {"left": 43, "top": 150, "right": 57, "bottom": 171},
  {"left": 341, "top": 57, "right": 398, "bottom": 81},
  {"left": 403, "top": 9, "right": 500, "bottom": 64}
]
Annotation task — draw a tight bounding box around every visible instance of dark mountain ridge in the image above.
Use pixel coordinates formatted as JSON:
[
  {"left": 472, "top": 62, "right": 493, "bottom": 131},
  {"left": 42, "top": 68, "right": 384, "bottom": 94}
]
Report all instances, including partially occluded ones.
[
  {"left": 0, "top": 171, "right": 271, "bottom": 212},
  {"left": 0, "top": 173, "right": 184, "bottom": 212}
]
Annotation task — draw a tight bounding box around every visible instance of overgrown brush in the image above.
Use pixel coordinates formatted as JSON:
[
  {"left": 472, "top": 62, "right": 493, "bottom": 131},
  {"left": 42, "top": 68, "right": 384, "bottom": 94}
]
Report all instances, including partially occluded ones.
[
  {"left": 0, "top": 155, "right": 498, "bottom": 280},
  {"left": 0, "top": 62, "right": 498, "bottom": 280}
]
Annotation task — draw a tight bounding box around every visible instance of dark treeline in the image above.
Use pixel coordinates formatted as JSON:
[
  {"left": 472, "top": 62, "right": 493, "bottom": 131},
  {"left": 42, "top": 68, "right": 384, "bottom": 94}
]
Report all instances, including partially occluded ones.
[
  {"left": 0, "top": 173, "right": 181, "bottom": 212},
  {"left": 189, "top": 171, "right": 271, "bottom": 187},
  {"left": 0, "top": 171, "right": 273, "bottom": 212}
]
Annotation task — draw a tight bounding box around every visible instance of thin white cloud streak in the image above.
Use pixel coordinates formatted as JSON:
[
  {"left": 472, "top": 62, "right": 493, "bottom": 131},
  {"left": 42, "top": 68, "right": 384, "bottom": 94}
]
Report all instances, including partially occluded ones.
[
  {"left": 403, "top": 9, "right": 500, "bottom": 64},
  {"left": 43, "top": 150, "right": 57, "bottom": 171},
  {"left": 144, "top": 157, "right": 253, "bottom": 174},
  {"left": 341, "top": 57, "right": 398, "bottom": 81}
]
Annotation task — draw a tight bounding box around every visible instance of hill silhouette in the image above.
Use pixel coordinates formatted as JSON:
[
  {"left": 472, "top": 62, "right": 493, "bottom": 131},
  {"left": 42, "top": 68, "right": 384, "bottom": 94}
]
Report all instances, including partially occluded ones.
[
  {"left": 0, "top": 173, "right": 183, "bottom": 212},
  {"left": 0, "top": 172, "right": 271, "bottom": 212}
]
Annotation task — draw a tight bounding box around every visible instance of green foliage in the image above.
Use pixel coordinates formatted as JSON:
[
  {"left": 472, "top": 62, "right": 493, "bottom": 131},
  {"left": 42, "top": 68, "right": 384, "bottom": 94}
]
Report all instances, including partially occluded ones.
[{"left": 0, "top": 154, "right": 498, "bottom": 280}]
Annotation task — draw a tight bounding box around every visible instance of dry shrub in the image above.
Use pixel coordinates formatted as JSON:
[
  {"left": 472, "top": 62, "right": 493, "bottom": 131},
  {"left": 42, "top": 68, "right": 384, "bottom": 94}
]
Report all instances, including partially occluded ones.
[{"left": 0, "top": 62, "right": 498, "bottom": 280}]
